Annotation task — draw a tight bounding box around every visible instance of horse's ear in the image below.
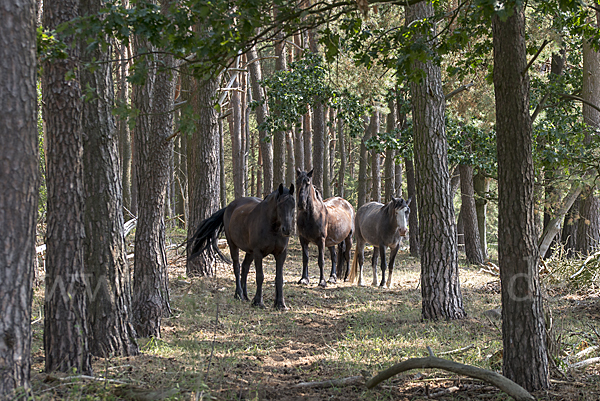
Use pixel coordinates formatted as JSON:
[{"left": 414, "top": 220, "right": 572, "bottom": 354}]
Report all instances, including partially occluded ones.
[
  {"left": 296, "top": 168, "right": 302, "bottom": 176},
  {"left": 289, "top": 183, "right": 295, "bottom": 196},
  {"left": 406, "top": 196, "right": 412, "bottom": 207},
  {"left": 278, "top": 183, "right": 284, "bottom": 195},
  {"left": 308, "top": 169, "right": 314, "bottom": 178}
]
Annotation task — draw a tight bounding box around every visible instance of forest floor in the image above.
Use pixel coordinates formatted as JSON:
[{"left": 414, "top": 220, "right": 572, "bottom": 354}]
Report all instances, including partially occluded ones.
[{"left": 29, "top": 235, "right": 600, "bottom": 400}]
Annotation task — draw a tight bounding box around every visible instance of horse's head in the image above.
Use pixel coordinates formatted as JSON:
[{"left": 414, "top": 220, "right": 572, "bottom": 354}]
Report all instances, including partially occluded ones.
[
  {"left": 295, "top": 169, "right": 314, "bottom": 210},
  {"left": 275, "top": 183, "right": 295, "bottom": 237},
  {"left": 390, "top": 196, "right": 411, "bottom": 237}
]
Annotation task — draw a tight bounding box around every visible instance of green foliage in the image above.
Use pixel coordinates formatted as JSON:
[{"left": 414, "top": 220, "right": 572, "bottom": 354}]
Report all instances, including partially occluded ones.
[
  {"left": 446, "top": 115, "right": 497, "bottom": 176},
  {"left": 36, "top": 26, "right": 68, "bottom": 69}
]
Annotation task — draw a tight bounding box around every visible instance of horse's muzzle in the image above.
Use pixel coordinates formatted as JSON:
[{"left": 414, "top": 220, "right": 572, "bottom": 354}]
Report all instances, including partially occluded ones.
[
  {"left": 281, "top": 227, "right": 292, "bottom": 237},
  {"left": 399, "top": 228, "right": 408, "bottom": 237}
]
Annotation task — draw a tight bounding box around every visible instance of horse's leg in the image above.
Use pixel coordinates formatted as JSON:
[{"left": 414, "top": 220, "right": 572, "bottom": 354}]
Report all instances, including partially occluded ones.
[
  {"left": 379, "top": 246, "right": 388, "bottom": 287},
  {"left": 317, "top": 238, "right": 327, "bottom": 287},
  {"left": 336, "top": 241, "right": 345, "bottom": 279},
  {"left": 297, "top": 236, "right": 310, "bottom": 285},
  {"left": 386, "top": 245, "right": 400, "bottom": 288},
  {"left": 274, "top": 250, "right": 289, "bottom": 310},
  {"left": 343, "top": 235, "right": 352, "bottom": 281},
  {"left": 371, "top": 246, "right": 379, "bottom": 286},
  {"left": 251, "top": 253, "right": 265, "bottom": 308},
  {"left": 240, "top": 252, "right": 253, "bottom": 301},
  {"left": 327, "top": 246, "right": 337, "bottom": 284},
  {"left": 230, "top": 246, "right": 243, "bottom": 300},
  {"left": 357, "top": 240, "right": 366, "bottom": 287}
]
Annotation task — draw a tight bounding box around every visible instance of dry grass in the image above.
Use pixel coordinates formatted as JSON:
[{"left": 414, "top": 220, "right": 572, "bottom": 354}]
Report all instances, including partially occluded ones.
[{"left": 28, "top": 236, "right": 600, "bottom": 400}]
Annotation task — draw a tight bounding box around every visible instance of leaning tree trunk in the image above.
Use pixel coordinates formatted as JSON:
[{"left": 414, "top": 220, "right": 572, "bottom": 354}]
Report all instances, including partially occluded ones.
[
  {"left": 42, "top": 0, "right": 92, "bottom": 374},
  {"left": 370, "top": 110, "right": 382, "bottom": 203},
  {"left": 80, "top": 0, "right": 139, "bottom": 357},
  {"left": 493, "top": 5, "right": 549, "bottom": 391},
  {"left": 186, "top": 75, "right": 221, "bottom": 277},
  {"left": 131, "top": 29, "right": 173, "bottom": 338},
  {"left": 384, "top": 99, "right": 396, "bottom": 202},
  {"left": 408, "top": 1, "right": 465, "bottom": 321},
  {"left": 459, "top": 164, "right": 484, "bottom": 265},
  {"left": 0, "top": 0, "right": 38, "bottom": 394},
  {"left": 248, "top": 46, "right": 273, "bottom": 196}
]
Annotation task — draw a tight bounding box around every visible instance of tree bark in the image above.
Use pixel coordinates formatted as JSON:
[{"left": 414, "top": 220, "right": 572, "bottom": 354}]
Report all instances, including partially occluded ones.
[
  {"left": 80, "top": 0, "right": 138, "bottom": 357},
  {"left": 370, "top": 110, "right": 382, "bottom": 203},
  {"left": 230, "top": 62, "right": 244, "bottom": 199},
  {"left": 0, "top": 0, "right": 38, "bottom": 394},
  {"left": 323, "top": 107, "right": 331, "bottom": 199},
  {"left": 338, "top": 117, "right": 346, "bottom": 198},
  {"left": 576, "top": 9, "right": 600, "bottom": 255},
  {"left": 273, "top": 35, "right": 287, "bottom": 191},
  {"left": 405, "top": 157, "right": 420, "bottom": 257},
  {"left": 408, "top": 1, "right": 465, "bottom": 320},
  {"left": 492, "top": 4, "right": 549, "bottom": 391},
  {"left": 459, "top": 164, "right": 484, "bottom": 264},
  {"left": 117, "top": 41, "right": 132, "bottom": 212},
  {"left": 304, "top": 108, "right": 313, "bottom": 171},
  {"left": 473, "top": 172, "right": 489, "bottom": 258},
  {"left": 247, "top": 45, "right": 273, "bottom": 196},
  {"left": 186, "top": 75, "right": 221, "bottom": 277},
  {"left": 42, "top": 0, "right": 93, "bottom": 374},
  {"left": 131, "top": 16, "right": 174, "bottom": 337}
]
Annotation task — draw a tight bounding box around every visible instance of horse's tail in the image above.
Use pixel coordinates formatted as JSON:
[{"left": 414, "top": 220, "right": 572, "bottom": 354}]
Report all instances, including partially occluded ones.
[
  {"left": 187, "top": 207, "right": 230, "bottom": 263},
  {"left": 347, "top": 245, "right": 359, "bottom": 284}
]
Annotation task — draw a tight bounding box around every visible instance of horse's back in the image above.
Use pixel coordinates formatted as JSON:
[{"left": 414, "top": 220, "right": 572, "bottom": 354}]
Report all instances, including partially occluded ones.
[
  {"left": 224, "top": 197, "right": 262, "bottom": 249},
  {"left": 323, "top": 197, "right": 355, "bottom": 247},
  {"left": 356, "top": 201, "right": 387, "bottom": 245}
]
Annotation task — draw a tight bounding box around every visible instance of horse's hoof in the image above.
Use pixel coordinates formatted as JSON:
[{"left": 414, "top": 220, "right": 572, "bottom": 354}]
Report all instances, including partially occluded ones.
[
  {"left": 234, "top": 293, "right": 243, "bottom": 300},
  {"left": 327, "top": 276, "right": 337, "bottom": 284},
  {"left": 252, "top": 300, "right": 265, "bottom": 309},
  {"left": 298, "top": 277, "right": 309, "bottom": 285},
  {"left": 274, "top": 302, "right": 289, "bottom": 311},
  {"left": 318, "top": 280, "right": 327, "bottom": 288},
  {"left": 371, "top": 282, "right": 378, "bottom": 287}
]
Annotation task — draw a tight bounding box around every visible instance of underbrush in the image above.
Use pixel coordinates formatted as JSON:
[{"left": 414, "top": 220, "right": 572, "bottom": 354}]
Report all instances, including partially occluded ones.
[{"left": 28, "top": 237, "right": 600, "bottom": 400}]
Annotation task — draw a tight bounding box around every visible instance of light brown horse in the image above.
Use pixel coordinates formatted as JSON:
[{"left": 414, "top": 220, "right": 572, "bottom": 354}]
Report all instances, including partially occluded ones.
[
  {"left": 348, "top": 197, "right": 411, "bottom": 288},
  {"left": 296, "top": 169, "right": 355, "bottom": 287}
]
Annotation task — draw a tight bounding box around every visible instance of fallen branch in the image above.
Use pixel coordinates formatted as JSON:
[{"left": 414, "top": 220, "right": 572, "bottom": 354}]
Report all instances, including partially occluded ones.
[
  {"left": 365, "top": 356, "right": 534, "bottom": 401},
  {"left": 438, "top": 344, "right": 475, "bottom": 356},
  {"left": 292, "top": 375, "right": 364, "bottom": 389},
  {"left": 56, "top": 374, "right": 128, "bottom": 385},
  {"left": 569, "top": 357, "right": 600, "bottom": 370}
]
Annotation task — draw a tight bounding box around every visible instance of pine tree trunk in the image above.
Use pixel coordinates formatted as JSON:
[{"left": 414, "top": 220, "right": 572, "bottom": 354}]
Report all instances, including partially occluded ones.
[
  {"left": 492, "top": 5, "right": 549, "bottom": 391},
  {"left": 0, "top": 1, "right": 38, "bottom": 393},
  {"left": 304, "top": 108, "right": 313, "bottom": 171},
  {"left": 231, "top": 72, "right": 244, "bottom": 199},
  {"left": 131, "top": 23, "right": 174, "bottom": 337},
  {"left": 43, "top": 0, "right": 93, "bottom": 374},
  {"left": 408, "top": 1, "right": 465, "bottom": 321},
  {"left": 358, "top": 116, "right": 372, "bottom": 208},
  {"left": 459, "top": 164, "right": 484, "bottom": 265},
  {"left": 273, "top": 37, "right": 287, "bottom": 191},
  {"left": 247, "top": 46, "right": 273, "bottom": 196},
  {"left": 80, "top": 0, "right": 138, "bottom": 357},
  {"left": 338, "top": 117, "right": 346, "bottom": 198},
  {"left": 473, "top": 172, "right": 489, "bottom": 258},
  {"left": 295, "top": 123, "right": 305, "bottom": 172},
  {"left": 405, "top": 158, "right": 420, "bottom": 258},
  {"left": 323, "top": 106, "right": 331, "bottom": 199},
  {"left": 576, "top": 11, "right": 600, "bottom": 255},
  {"left": 384, "top": 100, "right": 396, "bottom": 202},
  {"left": 370, "top": 110, "right": 382, "bottom": 203},
  {"left": 186, "top": 75, "right": 221, "bottom": 277},
  {"left": 117, "top": 42, "right": 132, "bottom": 212}
]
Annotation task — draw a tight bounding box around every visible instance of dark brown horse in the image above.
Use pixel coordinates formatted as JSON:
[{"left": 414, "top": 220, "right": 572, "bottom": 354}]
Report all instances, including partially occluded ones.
[
  {"left": 189, "top": 184, "right": 295, "bottom": 310},
  {"left": 348, "top": 197, "right": 411, "bottom": 288},
  {"left": 296, "top": 169, "right": 355, "bottom": 287}
]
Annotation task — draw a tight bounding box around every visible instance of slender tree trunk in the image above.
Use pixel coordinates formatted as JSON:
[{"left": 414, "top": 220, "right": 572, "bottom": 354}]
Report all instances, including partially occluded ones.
[
  {"left": 459, "top": 164, "right": 484, "bottom": 265},
  {"left": 0, "top": 0, "right": 38, "bottom": 393},
  {"left": 408, "top": 1, "right": 465, "bottom": 321},
  {"left": 286, "top": 131, "right": 296, "bottom": 188},
  {"left": 493, "top": 4, "right": 549, "bottom": 390},
  {"left": 329, "top": 107, "right": 336, "bottom": 191},
  {"left": 43, "top": 0, "right": 93, "bottom": 374},
  {"left": 338, "top": 117, "right": 346, "bottom": 198},
  {"left": 304, "top": 108, "right": 313, "bottom": 172},
  {"left": 131, "top": 18, "right": 174, "bottom": 337},
  {"left": 370, "top": 110, "right": 382, "bottom": 203},
  {"left": 405, "top": 157, "right": 420, "bottom": 256},
  {"left": 186, "top": 75, "right": 221, "bottom": 276},
  {"left": 358, "top": 115, "right": 373, "bottom": 208},
  {"left": 80, "top": 0, "right": 138, "bottom": 356},
  {"left": 117, "top": 41, "right": 132, "bottom": 212},
  {"left": 384, "top": 100, "right": 396, "bottom": 202},
  {"left": 231, "top": 71, "right": 244, "bottom": 199},
  {"left": 273, "top": 35, "right": 287, "bottom": 191},
  {"left": 247, "top": 46, "right": 273, "bottom": 196},
  {"left": 295, "top": 122, "right": 305, "bottom": 172},
  {"left": 312, "top": 103, "right": 326, "bottom": 193},
  {"left": 562, "top": 198, "right": 579, "bottom": 257},
  {"left": 323, "top": 106, "right": 331, "bottom": 198},
  {"left": 473, "top": 172, "right": 489, "bottom": 258}
]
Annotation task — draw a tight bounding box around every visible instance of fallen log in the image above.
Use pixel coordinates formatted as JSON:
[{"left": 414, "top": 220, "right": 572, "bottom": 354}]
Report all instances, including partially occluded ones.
[{"left": 365, "top": 356, "right": 534, "bottom": 401}]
